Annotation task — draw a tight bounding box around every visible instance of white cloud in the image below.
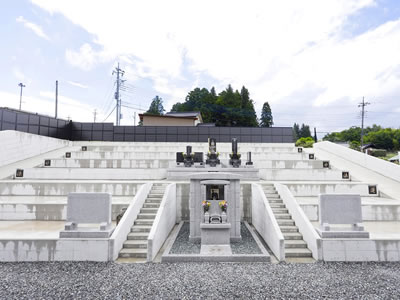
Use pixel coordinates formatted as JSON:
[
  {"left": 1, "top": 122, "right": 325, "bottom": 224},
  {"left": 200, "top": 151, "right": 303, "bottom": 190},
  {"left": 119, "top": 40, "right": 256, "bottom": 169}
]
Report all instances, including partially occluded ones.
[
  {"left": 65, "top": 43, "right": 105, "bottom": 71},
  {"left": 16, "top": 16, "right": 49, "bottom": 40},
  {"left": 31, "top": 0, "right": 400, "bottom": 131},
  {"left": 66, "top": 81, "right": 89, "bottom": 89}
]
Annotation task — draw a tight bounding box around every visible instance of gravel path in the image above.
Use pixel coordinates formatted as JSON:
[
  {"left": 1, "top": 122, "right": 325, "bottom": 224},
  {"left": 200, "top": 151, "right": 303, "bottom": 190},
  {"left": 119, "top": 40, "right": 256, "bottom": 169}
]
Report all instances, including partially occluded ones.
[{"left": 0, "top": 261, "right": 399, "bottom": 299}]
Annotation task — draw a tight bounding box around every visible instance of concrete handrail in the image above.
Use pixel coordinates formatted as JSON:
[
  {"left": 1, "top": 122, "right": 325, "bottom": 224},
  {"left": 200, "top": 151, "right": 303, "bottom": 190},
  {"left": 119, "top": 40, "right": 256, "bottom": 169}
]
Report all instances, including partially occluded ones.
[
  {"left": 147, "top": 183, "right": 177, "bottom": 262},
  {"left": 251, "top": 183, "right": 285, "bottom": 261},
  {"left": 109, "top": 182, "right": 152, "bottom": 260},
  {"left": 314, "top": 141, "right": 400, "bottom": 182},
  {"left": 274, "top": 183, "right": 322, "bottom": 260}
]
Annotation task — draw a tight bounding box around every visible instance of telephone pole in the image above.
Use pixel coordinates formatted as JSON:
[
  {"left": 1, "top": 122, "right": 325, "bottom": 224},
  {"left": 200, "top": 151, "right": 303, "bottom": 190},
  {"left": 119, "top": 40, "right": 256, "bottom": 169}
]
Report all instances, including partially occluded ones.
[
  {"left": 18, "top": 82, "right": 25, "bottom": 110},
  {"left": 112, "top": 63, "right": 124, "bottom": 126},
  {"left": 358, "top": 96, "right": 370, "bottom": 150},
  {"left": 93, "top": 109, "right": 97, "bottom": 122},
  {"left": 55, "top": 80, "right": 58, "bottom": 118}
]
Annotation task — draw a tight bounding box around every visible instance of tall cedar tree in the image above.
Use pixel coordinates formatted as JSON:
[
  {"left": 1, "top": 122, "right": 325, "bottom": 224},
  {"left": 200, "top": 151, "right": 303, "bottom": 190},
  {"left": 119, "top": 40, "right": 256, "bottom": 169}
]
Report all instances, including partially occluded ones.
[
  {"left": 260, "top": 102, "right": 273, "bottom": 127},
  {"left": 146, "top": 95, "right": 165, "bottom": 115},
  {"left": 170, "top": 85, "right": 258, "bottom": 126}
]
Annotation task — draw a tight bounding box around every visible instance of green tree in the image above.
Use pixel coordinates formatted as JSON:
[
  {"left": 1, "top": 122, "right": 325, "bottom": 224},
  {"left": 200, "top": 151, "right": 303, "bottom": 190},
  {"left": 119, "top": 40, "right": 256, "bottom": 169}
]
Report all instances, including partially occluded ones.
[
  {"left": 146, "top": 95, "right": 165, "bottom": 115},
  {"left": 238, "top": 86, "right": 258, "bottom": 127},
  {"left": 293, "top": 123, "right": 300, "bottom": 140},
  {"left": 260, "top": 102, "right": 273, "bottom": 127},
  {"left": 299, "top": 123, "right": 311, "bottom": 138}
]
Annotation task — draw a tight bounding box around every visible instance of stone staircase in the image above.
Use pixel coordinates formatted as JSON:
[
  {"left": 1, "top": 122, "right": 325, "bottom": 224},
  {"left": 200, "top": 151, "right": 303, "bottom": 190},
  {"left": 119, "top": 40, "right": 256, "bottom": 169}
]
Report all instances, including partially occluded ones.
[
  {"left": 263, "top": 184, "right": 312, "bottom": 259},
  {"left": 119, "top": 183, "right": 167, "bottom": 259}
]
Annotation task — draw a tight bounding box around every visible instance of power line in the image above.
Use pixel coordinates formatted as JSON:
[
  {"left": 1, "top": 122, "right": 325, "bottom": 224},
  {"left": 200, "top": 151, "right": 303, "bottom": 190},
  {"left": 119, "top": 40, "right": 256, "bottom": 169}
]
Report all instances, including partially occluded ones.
[{"left": 103, "top": 105, "right": 116, "bottom": 122}]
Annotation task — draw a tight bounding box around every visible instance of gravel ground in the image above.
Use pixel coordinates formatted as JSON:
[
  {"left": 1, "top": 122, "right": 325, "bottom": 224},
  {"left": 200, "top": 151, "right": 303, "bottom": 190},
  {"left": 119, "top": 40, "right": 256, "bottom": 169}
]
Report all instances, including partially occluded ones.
[
  {"left": 0, "top": 261, "right": 399, "bottom": 299},
  {"left": 170, "top": 222, "right": 261, "bottom": 255}
]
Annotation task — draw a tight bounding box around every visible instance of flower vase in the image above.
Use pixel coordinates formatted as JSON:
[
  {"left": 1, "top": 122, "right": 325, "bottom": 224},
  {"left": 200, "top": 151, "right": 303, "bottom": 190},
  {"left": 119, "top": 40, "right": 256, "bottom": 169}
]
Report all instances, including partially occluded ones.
[
  {"left": 221, "top": 211, "right": 227, "bottom": 223},
  {"left": 204, "top": 212, "right": 210, "bottom": 224}
]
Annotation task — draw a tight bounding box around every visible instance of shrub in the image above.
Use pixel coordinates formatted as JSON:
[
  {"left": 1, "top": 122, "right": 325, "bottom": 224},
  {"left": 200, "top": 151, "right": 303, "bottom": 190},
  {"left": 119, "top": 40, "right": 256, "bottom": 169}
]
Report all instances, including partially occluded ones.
[
  {"left": 295, "top": 137, "right": 314, "bottom": 148},
  {"left": 370, "top": 149, "right": 387, "bottom": 157}
]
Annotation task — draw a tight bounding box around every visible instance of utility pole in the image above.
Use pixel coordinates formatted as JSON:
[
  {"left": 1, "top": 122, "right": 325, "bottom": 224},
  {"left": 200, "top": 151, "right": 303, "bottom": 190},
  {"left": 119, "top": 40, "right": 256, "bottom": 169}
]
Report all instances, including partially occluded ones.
[
  {"left": 18, "top": 82, "right": 25, "bottom": 110},
  {"left": 93, "top": 109, "right": 97, "bottom": 122},
  {"left": 358, "top": 96, "right": 370, "bottom": 151},
  {"left": 55, "top": 80, "right": 58, "bottom": 118},
  {"left": 134, "top": 112, "right": 137, "bottom": 126},
  {"left": 112, "top": 63, "right": 124, "bottom": 126}
]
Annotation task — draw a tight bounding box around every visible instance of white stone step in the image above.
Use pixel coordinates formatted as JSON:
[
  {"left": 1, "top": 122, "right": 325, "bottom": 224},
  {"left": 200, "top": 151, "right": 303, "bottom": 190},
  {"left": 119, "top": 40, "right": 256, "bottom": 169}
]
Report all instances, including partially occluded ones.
[
  {"left": 131, "top": 225, "right": 152, "bottom": 233},
  {"left": 273, "top": 213, "right": 291, "bottom": 220},
  {"left": 285, "top": 248, "right": 312, "bottom": 258},
  {"left": 272, "top": 208, "right": 288, "bottom": 214},
  {"left": 277, "top": 219, "right": 295, "bottom": 226},
  {"left": 45, "top": 158, "right": 173, "bottom": 169},
  {"left": 119, "top": 248, "right": 147, "bottom": 258},
  {"left": 123, "top": 240, "right": 148, "bottom": 249},
  {"left": 127, "top": 232, "right": 149, "bottom": 240},
  {"left": 283, "top": 232, "right": 303, "bottom": 240},
  {"left": 137, "top": 213, "right": 156, "bottom": 219},
  {"left": 16, "top": 168, "right": 167, "bottom": 180},
  {"left": 279, "top": 226, "right": 298, "bottom": 233},
  {"left": 140, "top": 208, "right": 158, "bottom": 214},
  {"left": 260, "top": 169, "right": 349, "bottom": 181},
  {"left": 0, "top": 180, "right": 144, "bottom": 196},
  {"left": 285, "top": 240, "right": 307, "bottom": 248},
  {"left": 134, "top": 219, "right": 154, "bottom": 225}
]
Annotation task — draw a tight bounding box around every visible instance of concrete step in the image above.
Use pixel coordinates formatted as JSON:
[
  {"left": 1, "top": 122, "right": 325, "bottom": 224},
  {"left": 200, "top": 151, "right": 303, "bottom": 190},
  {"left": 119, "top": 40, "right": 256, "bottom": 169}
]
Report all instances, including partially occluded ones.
[
  {"left": 147, "top": 194, "right": 163, "bottom": 198},
  {"left": 143, "top": 203, "right": 160, "bottom": 208},
  {"left": 119, "top": 248, "right": 147, "bottom": 258},
  {"left": 273, "top": 213, "right": 291, "bottom": 220},
  {"left": 269, "top": 203, "right": 286, "bottom": 208},
  {"left": 268, "top": 199, "right": 283, "bottom": 204},
  {"left": 145, "top": 199, "right": 161, "bottom": 204},
  {"left": 137, "top": 213, "right": 156, "bottom": 219},
  {"left": 279, "top": 226, "right": 298, "bottom": 233},
  {"left": 123, "top": 240, "right": 148, "bottom": 249},
  {"left": 14, "top": 168, "right": 167, "bottom": 180},
  {"left": 134, "top": 219, "right": 154, "bottom": 225},
  {"left": 131, "top": 225, "right": 152, "bottom": 233},
  {"left": 140, "top": 208, "right": 158, "bottom": 214},
  {"left": 285, "top": 248, "right": 313, "bottom": 258},
  {"left": 265, "top": 193, "right": 279, "bottom": 198},
  {"left": 272, "top": 208, "right": 288, "bottom": 214},
  {"left": 285, "top": 240, "right": 307, "bottom": 248},
  {"left": 277, "top": 219, "right": 295, "bottom": 226},
  {"left": 0, "top": 181, "right": 143, "bottom": 196},
  {"left": 260, "top": 169, "right": 349, "bottom": 181},
  {"left": 127, "top": 232, "right": 149, "bottom": 240},
  {"left": 283, "top": 232, "right": 303, "bottom": 240}
]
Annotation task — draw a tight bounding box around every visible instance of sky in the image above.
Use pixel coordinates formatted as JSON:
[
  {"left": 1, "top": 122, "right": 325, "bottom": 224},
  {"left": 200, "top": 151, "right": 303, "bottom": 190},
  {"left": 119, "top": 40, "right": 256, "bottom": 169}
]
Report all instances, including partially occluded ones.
[{"left": 1, "top": 0, "right": 400, "bottom": 135}]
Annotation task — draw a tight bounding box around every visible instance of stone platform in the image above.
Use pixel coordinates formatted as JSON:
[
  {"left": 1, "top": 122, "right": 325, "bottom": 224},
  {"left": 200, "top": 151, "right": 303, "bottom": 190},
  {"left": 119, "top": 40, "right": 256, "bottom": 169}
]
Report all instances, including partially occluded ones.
[{"left": 167, "top": 167, "right": 259, "bottom": 181}]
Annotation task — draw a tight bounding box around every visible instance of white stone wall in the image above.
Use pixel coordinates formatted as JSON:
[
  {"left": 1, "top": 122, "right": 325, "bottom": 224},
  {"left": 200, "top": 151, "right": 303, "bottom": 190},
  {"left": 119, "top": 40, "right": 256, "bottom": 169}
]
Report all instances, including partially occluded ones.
[
  {"left": 0, "top": 130, "right": 69, "bottom": 167},
  {"left": 314, "top": 141, "right": 400, "bottom": 183},
  {"left": 251, "top": 183, "right": 285, "bottom": 261}
]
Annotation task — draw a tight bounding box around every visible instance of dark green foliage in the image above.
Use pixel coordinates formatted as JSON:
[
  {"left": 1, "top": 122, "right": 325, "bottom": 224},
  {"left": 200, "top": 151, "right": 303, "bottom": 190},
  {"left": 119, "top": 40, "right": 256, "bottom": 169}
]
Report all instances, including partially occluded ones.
[
  {"left": 295, "top": 137, "right": 314, "bottom": 148},
  {"left": 293, "top": 123, "right": 312, "bottom": 139},
  {"left": 370, "top": 149, "right": 387, "bottom": 157},
  {"left": 170, "top": 85, "right": 258, "bottom": 127},
  {"left": 293, "top": 123, "right": 300, "bottom": 140},
  {"left": 322, "top": 124, "right": 400, "bottom": 151},
  {"left": 260, "top": 102, "right": 273, "bottom": 127},
  {"left": 146, "top": 95, "right": 165, "bottom": 115}
]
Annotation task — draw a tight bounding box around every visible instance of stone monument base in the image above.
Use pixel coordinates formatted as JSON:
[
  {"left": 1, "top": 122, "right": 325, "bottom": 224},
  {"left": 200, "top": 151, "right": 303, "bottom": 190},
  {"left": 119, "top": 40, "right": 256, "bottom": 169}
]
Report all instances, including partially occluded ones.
[
  {"left": 200, "top": 244, "right": 232, "bottom": 256},
  {"left": 200, "top": 223, "right": 231, "bottom": 245},
  {"left": 60, "top": 227, "right": 114, "bottom": 238},
  {"left": 316, "top": 227, "right": 370, "bottom": 239}
]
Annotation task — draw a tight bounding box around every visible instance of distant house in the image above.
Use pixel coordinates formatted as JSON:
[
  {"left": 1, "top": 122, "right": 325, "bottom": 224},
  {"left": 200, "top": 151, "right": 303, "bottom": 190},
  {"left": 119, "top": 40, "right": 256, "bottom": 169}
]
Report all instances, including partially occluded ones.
[
  {"left": 362, "top": 144, "right": 376, "bottom": 154},
  {"left": 389, "top": 153, "right": 400, "bottom": 164},
  {"left": 139, "top": 111, "right": 203, "bottom": 126}
]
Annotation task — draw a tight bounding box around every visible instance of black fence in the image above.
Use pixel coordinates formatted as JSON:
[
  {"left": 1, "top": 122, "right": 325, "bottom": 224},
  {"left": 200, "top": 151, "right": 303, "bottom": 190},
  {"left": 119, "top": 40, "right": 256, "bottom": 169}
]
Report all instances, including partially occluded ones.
[
  {"left": 0, "top": 107, "right": 70, "bottom": 139},
  {"left": 1, "top": 107, "right": 294, "bottom": 143}
]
